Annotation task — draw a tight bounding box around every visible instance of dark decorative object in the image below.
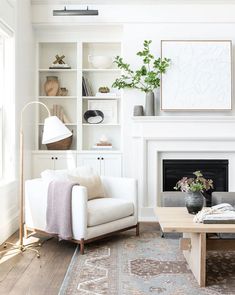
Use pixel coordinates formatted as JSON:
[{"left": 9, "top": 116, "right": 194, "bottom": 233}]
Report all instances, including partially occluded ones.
[
  {"left": 174, "top": 171, "right": 213, "bottom": 214},
  {"left": 133, "top": 105, "right": 144, "bottom": 116},
  {"left": 98, "top": 86, "right": 110, "bottom": 93},
  {"left": 49, "top": 54, "right": 71, "bottom": 69},
  {"left": 58, "top": 87, "right": 68, "bottom": 96},
  {"left": 53, "top": 54, "right": 66, "bottom": 65},
  {"left": 84, "top": 110, "right": 104, "bottom": 124},
  {"left": 185, "top": 192, "right": 204, "bottom": 215}
]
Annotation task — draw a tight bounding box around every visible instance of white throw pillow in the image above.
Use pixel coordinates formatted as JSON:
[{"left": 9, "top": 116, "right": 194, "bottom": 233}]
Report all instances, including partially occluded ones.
[
  {"left": 68, "top": 174, "right": 106, "bottom": 200},
  {"left": 67, "top": 166, "right": 93, "bottom": 177},
  {"left": 40, "top": 166, "right": 94, "bottom": 183},
  {"left": 41, "top": 169, "right": 68, "bottom": 182}
]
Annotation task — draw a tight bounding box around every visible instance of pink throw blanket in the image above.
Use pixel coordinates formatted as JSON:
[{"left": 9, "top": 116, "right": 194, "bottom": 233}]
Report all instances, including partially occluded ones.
[{"left": 46, "top": 180, "right": 79, "bottom": 240}]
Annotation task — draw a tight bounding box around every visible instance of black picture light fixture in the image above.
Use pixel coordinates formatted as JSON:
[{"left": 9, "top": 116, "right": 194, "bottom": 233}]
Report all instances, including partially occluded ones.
[{"left": 53, "top": 6, "right": 99, "bottom": 16}]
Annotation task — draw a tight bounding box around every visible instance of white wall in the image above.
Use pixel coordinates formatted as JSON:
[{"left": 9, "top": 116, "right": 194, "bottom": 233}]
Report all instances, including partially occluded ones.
[
  {"left": 121, "top": 23, "right": 235, "bottom": 177},
  {"left": 0, "top": 0, "right": 17, "bottom": 245},
  {"left": 0, "top": 0, "right": 15, "bottom": 29},
  {"left": 15, "top": 0, "right": 35, "bottom": 180},
  {"left": 0, "top": 0, "right": 35, "bottom": 245},
  {"left": 30, "top": 3, "right": 235, "bottom": 178},
  {"left": 29, "top": 2, "right": 235, "bottom": 221}
]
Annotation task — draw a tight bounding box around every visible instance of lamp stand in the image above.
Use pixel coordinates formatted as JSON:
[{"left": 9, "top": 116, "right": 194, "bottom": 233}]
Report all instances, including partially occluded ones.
[{"left": 0, "top": 101, "right": 51, "bottom": 259}]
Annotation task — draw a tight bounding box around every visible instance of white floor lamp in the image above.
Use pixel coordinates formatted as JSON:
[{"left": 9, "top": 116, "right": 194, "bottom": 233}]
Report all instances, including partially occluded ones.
[{"left": 0, "top": 101, "right": 72, "bottom": 258}]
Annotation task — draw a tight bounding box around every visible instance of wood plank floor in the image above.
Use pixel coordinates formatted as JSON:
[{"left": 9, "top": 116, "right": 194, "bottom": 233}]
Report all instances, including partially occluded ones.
[{"left": 0, "top": 232, "right": 76, "bottom": 295}]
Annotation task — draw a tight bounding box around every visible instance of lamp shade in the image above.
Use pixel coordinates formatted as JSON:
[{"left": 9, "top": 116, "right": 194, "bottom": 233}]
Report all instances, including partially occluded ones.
[{"left": 42, "top": 116, "right": 72, "bottom": 144}]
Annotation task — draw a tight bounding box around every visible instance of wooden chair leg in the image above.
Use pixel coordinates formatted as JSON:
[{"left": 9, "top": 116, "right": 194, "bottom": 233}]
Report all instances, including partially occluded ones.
[
  {"left": 80, "top": 239, "right": 85, "bottom": 255},
  {"left": 136, "top": 223, "right": 140, "bottom": 236}
]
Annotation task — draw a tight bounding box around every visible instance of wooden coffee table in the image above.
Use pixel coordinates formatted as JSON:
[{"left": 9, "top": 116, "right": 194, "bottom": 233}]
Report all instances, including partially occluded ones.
[{"left": 155, "top": 207, "right": 235, "bottom": 287}]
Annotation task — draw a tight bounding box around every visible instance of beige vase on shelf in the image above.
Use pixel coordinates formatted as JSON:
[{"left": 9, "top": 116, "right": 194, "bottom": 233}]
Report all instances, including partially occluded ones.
[{"left": 44, "top": 76, "right": 59, "bottom": 96}]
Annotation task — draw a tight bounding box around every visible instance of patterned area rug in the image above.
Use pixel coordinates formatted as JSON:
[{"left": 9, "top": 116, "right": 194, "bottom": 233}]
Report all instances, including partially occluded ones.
[{"left": 59, "top": 224, "right": 235, "bottom": 295}]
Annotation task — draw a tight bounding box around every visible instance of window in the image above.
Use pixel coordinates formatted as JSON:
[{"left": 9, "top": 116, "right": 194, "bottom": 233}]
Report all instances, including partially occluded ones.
[{"left": 0, "top": 23, "right": 14, "bottom": 181}]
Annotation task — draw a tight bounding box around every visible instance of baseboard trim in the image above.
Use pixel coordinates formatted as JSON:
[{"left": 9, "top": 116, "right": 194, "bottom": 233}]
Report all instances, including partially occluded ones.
[{"left": 0, "top": 212, "right": 19, "bottom": 245}]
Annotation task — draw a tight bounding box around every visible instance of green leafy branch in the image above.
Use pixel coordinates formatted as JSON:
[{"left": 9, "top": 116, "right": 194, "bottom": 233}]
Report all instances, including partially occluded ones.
[{"left": 112, "top": 40, "right": 170, "bottom": 93}]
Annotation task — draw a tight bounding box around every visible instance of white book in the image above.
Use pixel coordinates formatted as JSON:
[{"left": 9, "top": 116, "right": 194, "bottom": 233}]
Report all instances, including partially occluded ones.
[
  {"left": 92, "top": 145, "right": 113, "bottom": 149},
  {"left": 95, "top": 92, "right": 117, "bottom": 98}
]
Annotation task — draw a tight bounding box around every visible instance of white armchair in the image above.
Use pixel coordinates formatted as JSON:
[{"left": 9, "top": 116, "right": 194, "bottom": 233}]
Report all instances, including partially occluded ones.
[{"left": 25, "top": 176, "right": 138, "bottom": 254}]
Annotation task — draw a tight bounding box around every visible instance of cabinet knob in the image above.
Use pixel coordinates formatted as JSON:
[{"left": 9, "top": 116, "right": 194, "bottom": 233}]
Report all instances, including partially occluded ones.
[
  {"left": 51, "top": 157, "right": 54, "bottom": 160},
  {"left": 97, "top": 157, "right": 100, "bottom": 160},
  {"left": 55, "top": 157, "right": 58, "bottom": 160},
  {"left": 101, "top": 157, "right": 104, "bottom": 160}
]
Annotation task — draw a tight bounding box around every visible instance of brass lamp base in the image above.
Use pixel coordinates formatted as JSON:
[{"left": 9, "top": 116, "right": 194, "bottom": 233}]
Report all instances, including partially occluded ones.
[{"left": 0, "top": 241, "right": 41, "bottom": 258}]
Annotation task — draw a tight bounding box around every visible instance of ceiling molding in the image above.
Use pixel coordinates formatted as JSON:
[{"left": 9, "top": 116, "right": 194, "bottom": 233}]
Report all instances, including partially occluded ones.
[{"left": 31, "top": 0, "right": 235, "bottom": 5}]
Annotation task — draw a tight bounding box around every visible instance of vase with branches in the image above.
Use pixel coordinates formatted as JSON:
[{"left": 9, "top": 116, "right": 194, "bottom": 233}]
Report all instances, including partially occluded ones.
[
  {"left": 112, "top": 40, "right": 170, "bottom": 115},
  {"left": 174, "top": 171, "right": 213, "bottom": 214}
]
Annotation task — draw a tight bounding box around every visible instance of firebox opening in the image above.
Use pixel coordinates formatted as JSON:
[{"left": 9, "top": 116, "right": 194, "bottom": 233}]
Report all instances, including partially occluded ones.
[{"left": 163, "top": 159, "right": 228, "bottom": 206}]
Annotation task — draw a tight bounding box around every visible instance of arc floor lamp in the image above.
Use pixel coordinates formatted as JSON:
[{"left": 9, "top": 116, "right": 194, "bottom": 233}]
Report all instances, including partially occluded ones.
[{"left": 0, "top": 101, "right": 72, "bottom": 258}]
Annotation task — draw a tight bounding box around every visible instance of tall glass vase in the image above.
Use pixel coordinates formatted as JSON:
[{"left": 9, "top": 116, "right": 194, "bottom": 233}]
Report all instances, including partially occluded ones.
[{"left": 145, "top": 91, "right": 154, "bottom": 116}]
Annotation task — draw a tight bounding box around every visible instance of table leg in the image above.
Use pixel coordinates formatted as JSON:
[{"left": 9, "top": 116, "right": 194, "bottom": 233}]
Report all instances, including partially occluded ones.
[{"left": 182, "top": 232, "right": 206, "bottom": 287}]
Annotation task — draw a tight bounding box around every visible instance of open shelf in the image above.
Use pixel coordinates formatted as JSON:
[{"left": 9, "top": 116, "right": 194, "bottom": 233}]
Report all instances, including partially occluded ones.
[
  {"left": 82, "top": 123, "right": 121, "bottom": 126},
  {"left": 36, "top": 41, "right": 122, "bottom": 153},
  {"left": 82, "top": 96, "right": 120, "bottom": 100},
  {"left": 39, "top": 69, "right": 77, "bottom": 72},
  {"left": 39, "top": 96, "right": 77, "bottom": 99},
  {"left": 82, "top": 69, "right": 121, "bottom": 72}
]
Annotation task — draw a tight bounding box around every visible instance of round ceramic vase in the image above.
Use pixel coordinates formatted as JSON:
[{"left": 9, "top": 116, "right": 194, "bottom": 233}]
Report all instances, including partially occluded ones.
[
  {"left": 44, "top": 76, "right": 59, "bottom": 96},
  {"left": 185, "top": 191, "right": 204, "bottom": 214}
]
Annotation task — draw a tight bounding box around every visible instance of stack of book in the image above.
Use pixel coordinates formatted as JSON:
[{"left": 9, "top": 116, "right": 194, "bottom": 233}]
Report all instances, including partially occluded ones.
[
  {"left": 82, "top": 77, "right": 93, "bottom": 96},
  {"left": 92, "top": 141, "right": 112, "bottom": 150},
  {"left": 51, "top": 104, "right": 70, "bottom": 124},
  {"left": 95, "top": 92, "right": 117, "bottom": 98},
  {"left": 49, "top": 64, "right": 71, "bottom": 69}
]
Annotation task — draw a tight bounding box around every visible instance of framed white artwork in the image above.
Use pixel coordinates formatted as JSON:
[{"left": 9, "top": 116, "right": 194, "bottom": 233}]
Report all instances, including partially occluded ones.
[
  {"left": 161, "top": 40, "right": 232, "bottom": 111},
  {"left": 88, "top": 100, "right": 118, "bottom": 124}
]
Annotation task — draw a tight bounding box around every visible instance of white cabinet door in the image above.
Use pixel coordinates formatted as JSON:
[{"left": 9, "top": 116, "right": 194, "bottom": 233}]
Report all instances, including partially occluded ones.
[
  {"left": 54, "top": 154, "right": 77, "bottom": 170},
  {"left": 77, "top": 154, "right": 101, "bottom": 175},
  {"left": 100, "top": 154, "right": 122, "bottom": 177},
  {"left": 32, "top": 153, "right": 77, "bottom": 178},
  {"left": 77, "top": 153, "right": 122, "bottom": 177}
]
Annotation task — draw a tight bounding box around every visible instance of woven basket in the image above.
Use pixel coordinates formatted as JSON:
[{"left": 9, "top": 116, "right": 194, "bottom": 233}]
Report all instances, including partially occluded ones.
[{"left": 46, "top": 135, "right": 73, "bottom": 150}]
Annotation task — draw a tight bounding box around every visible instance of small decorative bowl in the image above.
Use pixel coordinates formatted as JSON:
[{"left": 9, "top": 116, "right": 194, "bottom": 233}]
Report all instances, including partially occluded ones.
[
  {"left": 84, "top": 110, "right": 104, "bottom": 124},
  {"left": 88, "top": 55, "right": 113, "bottom": 69}
]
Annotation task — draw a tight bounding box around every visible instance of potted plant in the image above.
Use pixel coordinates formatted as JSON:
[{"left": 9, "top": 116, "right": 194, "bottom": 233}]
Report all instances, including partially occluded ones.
[
  {"left": 112, "top": 40, "right": 170, "bottom": 116},
  {"left": 174, "top": 171, "right": 213, "bottom": 214}
]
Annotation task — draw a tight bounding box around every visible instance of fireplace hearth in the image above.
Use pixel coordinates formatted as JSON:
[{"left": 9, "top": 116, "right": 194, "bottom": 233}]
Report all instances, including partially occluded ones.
[{"left": 163, "top": 159, "right": 228, "bottom": 206}]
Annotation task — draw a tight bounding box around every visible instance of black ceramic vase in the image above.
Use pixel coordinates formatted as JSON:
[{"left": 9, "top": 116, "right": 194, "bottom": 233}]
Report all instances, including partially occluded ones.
[{"left": 185, "top": 191, "right": 204, "bottom": 214}]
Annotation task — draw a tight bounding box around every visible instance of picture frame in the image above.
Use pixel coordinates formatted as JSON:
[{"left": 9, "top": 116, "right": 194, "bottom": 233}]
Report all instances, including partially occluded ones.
[
  {"left": 87, "top": 100, "right": 118, "bottom": 124},
  {"left": 161, "top": 40, "right": 232, "bottom": 111}
]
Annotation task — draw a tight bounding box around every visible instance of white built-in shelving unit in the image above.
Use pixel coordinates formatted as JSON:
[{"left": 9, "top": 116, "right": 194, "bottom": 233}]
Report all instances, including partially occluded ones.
[{"left": 32, "top": 41, "right": 122, "bottom": 178}]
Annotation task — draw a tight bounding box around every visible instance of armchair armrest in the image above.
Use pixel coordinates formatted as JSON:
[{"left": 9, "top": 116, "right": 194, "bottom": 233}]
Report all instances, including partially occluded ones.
[
  {"left": 71, "top": 185, "right": 88, "bottom": 240},
  {"left": 25, "top": 178, "right": 89, "bottom": 240}
]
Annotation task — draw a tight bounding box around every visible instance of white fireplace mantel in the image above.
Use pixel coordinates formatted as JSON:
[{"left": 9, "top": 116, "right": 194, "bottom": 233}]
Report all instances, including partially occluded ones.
[
  {"left": 132, "top": 116, "right": 235, "bottom": 139},
  {"left": 131, "top": 116, "right": 235, "bottom": 221}
]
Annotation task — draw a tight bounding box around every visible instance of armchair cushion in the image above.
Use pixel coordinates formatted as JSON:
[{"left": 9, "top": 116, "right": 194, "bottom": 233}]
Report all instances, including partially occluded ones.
[
  {"left": 68, "top": 174, "right": 106, "bottom": 200},
  {"left": 87, "top": 198, "right": 134, "bottom": 227}
]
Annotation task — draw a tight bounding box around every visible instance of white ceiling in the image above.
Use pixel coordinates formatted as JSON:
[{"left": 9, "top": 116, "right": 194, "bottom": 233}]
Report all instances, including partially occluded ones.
[{"left": 31, "top": 0, "right": 235, "bottom": 5}]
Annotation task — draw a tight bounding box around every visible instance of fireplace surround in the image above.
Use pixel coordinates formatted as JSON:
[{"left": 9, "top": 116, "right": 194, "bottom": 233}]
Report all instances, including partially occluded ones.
[{"left": 132, "top": 116, "right": 235, "bottom": 221}]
